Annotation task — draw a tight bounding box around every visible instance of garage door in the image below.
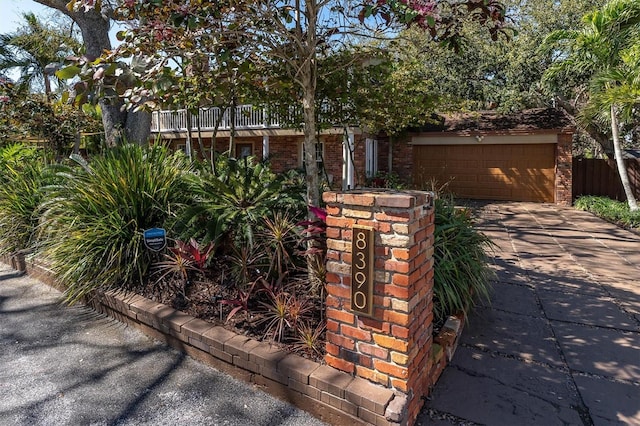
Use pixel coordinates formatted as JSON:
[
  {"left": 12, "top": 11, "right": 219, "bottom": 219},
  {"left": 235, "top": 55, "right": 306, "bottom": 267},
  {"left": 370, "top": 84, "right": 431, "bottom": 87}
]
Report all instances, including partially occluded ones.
[{"left": 413, "top": 144, "right": 556, "bottom": 202}]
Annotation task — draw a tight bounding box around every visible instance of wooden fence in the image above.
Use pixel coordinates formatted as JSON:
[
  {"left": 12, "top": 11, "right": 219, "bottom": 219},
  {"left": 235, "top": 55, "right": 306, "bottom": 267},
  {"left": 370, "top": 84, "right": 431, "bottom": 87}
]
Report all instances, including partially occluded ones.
[{"left": 572, "top": 158, "right": 640, "bottom": 201}]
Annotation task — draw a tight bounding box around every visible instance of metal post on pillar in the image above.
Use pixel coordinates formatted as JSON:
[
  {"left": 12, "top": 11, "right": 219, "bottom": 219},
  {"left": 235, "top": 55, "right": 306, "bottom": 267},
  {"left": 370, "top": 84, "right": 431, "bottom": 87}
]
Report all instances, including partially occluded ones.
[
  {"left": 262, "top": 135, "right": 269, "bottom": 160},
  {"left": 342, "top": 130, "right": 355, "bottom": 191}
]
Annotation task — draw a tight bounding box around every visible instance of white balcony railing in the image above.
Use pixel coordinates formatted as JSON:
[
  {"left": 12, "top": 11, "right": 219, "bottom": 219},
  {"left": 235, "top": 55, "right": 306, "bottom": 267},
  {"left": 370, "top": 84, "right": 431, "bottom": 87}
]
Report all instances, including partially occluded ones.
[
  {"left": 150, "top": 103, "right": 349, "bottom": 133},
  {"left": 150, "top": 105, "right": 293, "bottom": 133}
]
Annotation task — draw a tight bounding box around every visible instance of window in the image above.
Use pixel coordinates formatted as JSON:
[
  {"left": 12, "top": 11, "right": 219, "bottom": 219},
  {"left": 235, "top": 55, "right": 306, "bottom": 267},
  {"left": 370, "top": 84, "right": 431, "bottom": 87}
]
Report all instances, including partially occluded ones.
[
  {"left": 365, "top": 138, "right": 378, "bottom": 178},
  {"left": 235, "top": 143, "right": 253, "bottom": 159},
  {"left": 300, "top": 141, "right": 324, "bottom": 167}
]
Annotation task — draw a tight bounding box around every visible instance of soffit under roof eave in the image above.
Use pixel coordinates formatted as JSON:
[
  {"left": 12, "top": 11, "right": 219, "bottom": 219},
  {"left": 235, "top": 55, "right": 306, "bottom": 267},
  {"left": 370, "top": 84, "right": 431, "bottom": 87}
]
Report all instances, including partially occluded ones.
[{"left": 410, "top": 127, "right": 575, "bottom": 138}]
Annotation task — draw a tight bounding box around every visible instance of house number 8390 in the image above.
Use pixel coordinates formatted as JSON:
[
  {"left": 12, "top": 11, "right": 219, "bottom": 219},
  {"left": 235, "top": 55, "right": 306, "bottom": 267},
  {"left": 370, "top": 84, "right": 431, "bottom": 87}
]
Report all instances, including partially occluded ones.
[{"left": 351, "top": 225, "right": 374, "bottom": 317}]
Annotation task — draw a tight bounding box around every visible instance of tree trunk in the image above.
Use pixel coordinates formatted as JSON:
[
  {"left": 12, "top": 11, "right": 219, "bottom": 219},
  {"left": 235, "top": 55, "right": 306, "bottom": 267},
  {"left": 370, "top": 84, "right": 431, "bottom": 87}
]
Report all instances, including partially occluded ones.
[
  {"left": 185, "top": 110, "right": 193, "bottom": 160},
  {"left": 229, "top": 101, "right": 237, "bottom": 155},
  {"left": 99, "top": 101, "right": 125, "bottom": 147},
  {"left": 35, "top": 0, "right": 150, "bottom": 146},
  {"left": 43, "top": 74, "right": 52, "bottom": 102},
  {"left": 125, "top": 111, "right": 151, "bottom": 146},
  {"left": 196, "top": 115, "right": 206, "bottom": 160},
  {"left": 301, "top": 0, "right": 320, "bottom": 211},
  {"left": 302, "top": 83, "right": 320, "bottom": 209},
  {"left": 297, "top": 1, "right": 322, "bottom": 288},
  {"left": 610, "top": 105, "right": 638, "bottom": 211}
]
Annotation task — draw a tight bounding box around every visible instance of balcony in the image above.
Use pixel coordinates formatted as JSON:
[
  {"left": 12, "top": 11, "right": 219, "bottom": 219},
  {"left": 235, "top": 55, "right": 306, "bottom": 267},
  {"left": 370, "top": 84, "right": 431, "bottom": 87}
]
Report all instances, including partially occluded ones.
[
  {"left": 150, "top": 104, "right": 351, "bottom": 133},
  {"left": 150, "top": 105, "right": 292, "bottom": 133}
]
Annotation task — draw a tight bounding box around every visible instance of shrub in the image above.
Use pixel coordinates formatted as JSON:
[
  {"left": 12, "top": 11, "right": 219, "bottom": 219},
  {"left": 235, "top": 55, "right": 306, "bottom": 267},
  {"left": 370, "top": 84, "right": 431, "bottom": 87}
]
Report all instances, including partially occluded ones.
[
  {"left": 178, "top": 155, "right": 306, "bottom": 249},
  {"left": 433, "top": 195, "right": 494, "bottom": 325},
  {"left": 38, "top": 144, "right": 191, "bottom": 304},
  {"left": 0, "top": 144, "right": 48, "bottom": 255},
  {"left": 574, "top": 195, "right": 640, "bottom": 229}
]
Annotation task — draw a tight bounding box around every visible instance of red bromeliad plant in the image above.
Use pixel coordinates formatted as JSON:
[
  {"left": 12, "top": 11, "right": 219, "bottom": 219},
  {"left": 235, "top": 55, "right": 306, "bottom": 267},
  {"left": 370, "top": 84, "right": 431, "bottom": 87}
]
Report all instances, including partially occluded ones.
[
  {"left": 220, "top": 277, "right": 263, "bottom": 323},
  {"left": 175, "top": 238, "right": 215, "bottom": 270},
  {"left": 153, "top": 238, "right": 215, "bottom": 285}
]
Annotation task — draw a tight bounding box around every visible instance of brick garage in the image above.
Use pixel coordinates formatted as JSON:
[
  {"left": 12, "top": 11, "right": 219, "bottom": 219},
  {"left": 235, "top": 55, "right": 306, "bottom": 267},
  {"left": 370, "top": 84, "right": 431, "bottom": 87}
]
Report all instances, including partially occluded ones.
[{"left": 378, "top": 108, "right": 575, "bottom": 205}]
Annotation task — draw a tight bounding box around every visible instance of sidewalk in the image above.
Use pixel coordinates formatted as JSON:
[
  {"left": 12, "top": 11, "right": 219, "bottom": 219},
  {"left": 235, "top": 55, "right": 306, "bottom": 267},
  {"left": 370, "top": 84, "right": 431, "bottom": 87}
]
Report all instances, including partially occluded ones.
[
  {"left": 0, "top": 265, "right": 325, "bottom": 426},
  {"left": 418, "top": 202, "right": 640, "bottom": 426}
]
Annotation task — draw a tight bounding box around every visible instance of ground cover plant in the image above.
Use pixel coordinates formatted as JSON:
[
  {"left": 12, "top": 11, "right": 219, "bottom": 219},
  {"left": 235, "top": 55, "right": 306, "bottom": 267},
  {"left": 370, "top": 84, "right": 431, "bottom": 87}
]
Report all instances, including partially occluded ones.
[
  {"left": 574, "top": 195, "right": 640, "bottom": 230},
  {"left": 140, "top": 156, "right": 326, "bottom": 357},
  {"left": 37, "top": 144, "right": 192, "bottom": 304}
]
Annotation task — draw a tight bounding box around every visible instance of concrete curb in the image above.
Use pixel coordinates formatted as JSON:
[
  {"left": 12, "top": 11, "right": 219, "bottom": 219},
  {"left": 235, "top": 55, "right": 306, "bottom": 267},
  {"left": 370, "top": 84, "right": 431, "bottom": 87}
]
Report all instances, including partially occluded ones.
[{"left": 4, "top": 256, "right": 465, "bottom": 426}]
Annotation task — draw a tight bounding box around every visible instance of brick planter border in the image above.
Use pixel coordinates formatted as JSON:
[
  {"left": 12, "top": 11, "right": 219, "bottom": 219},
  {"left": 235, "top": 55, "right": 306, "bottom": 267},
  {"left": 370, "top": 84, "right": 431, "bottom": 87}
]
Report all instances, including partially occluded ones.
[{"left": 1, "top": 256, "right": 465, "bottom": 426}]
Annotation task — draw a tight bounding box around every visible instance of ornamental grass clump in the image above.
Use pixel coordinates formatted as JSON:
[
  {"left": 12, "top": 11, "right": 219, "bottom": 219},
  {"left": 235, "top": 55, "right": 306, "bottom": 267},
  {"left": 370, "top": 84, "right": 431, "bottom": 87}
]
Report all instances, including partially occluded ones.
[
  {"left": 0, "top": 144, "right": 48, "bottom": 255},
  {"left": 433, "top": 196, "right": 494, "bottom": 325},
  {"left": 38, "top": 144, "right": 191, "bottom": 304}
]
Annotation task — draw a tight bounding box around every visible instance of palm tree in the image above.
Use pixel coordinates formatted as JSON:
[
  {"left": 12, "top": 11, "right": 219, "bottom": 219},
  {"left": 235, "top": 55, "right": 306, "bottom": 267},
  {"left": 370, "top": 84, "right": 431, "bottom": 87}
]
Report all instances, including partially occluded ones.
[
  {"left": 584, "top": 52, "right": 640, "bottom": 210},
  {"left": 0, "top": 12, "right": 81, "bottom": 101},
  {"left": 545, "top": 0, "right": 640, "bottom": 210}
]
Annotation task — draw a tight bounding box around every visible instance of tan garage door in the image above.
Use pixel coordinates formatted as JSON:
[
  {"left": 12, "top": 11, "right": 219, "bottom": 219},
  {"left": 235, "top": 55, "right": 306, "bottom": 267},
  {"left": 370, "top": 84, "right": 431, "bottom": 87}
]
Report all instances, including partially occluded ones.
[{"left": 413, "top": 144, "right": 556, "bottom": 202}]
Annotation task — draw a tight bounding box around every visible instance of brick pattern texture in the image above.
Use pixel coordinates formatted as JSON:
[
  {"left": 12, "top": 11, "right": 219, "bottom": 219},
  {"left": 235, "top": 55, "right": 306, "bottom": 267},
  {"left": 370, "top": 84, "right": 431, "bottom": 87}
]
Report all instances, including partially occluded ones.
[
  {"left": 323, "top": 190, "right": 436, "bottom": 424},
  {"left": 555, "top": 133, "right": 573, "bottom": 206}
]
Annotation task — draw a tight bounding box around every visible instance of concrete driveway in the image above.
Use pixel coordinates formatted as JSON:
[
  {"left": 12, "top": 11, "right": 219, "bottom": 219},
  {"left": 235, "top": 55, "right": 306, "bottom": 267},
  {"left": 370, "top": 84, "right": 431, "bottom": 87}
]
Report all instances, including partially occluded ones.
[{"left": 418, "top": 202, "right": 640, "bottom": 426}]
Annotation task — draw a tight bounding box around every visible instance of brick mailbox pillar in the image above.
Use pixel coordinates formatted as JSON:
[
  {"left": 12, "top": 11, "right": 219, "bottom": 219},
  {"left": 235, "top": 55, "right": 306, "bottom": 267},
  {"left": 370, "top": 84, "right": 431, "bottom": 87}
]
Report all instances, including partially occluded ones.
[{"left": 323, "top": 190, "right": 435, "bottom": 423}]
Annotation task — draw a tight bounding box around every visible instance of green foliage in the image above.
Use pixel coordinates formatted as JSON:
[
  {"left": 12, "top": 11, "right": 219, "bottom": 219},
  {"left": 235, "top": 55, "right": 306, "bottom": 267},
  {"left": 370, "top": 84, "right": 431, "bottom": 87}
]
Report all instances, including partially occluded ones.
[
  {"left": 259, "top": 288, "right": 312, "bottom": 343},
  {"left": 260, "top": 212, "right": 301, "bottom": 278},
  {"left": 574, "top": 196, "right": 640, "bottom": 229},
  {"left": 390, "top": 0, "right": 606, "bottom": 112},
  {"left": 332, "top": 49, "right": 440, "bottom": 136},
  {"left": 433, "top": 196, "right": 494, "bottom": 325},
  {"left": 0, "top": 86, "right": 102, "bottom": 156},
  {"left": 544, "top": 0, "right": 640, "bottom": 210},
  {"left": 179, "top": 155, "right": 306, "bottom": 248},
  {"left": 153, "top": 239, "right": 214, "bottom": 283},
  {"left": 543, "top": 0, "right": 640, "bottom": 129},
  {"left": 0, "top": 144, "right": 47, "bottom": 254},
  {"left": 293, "top": 321, "right": 326, "bottom": 359},
  {"left": 38, "top": 144, "right": 191, "bottom": 304},
  {"left": 0, "top": 12, "right": 82, "bottom": 97},
  {"left": 366, "top": 171, "right": 406, "bottom": 189}
]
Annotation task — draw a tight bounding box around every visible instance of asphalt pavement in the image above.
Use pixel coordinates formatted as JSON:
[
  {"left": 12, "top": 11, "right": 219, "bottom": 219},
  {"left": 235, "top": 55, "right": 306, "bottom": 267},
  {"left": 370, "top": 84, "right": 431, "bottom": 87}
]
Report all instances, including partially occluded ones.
[{"left": 0, "top": 266, "right": 326, "bottom": 426}]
